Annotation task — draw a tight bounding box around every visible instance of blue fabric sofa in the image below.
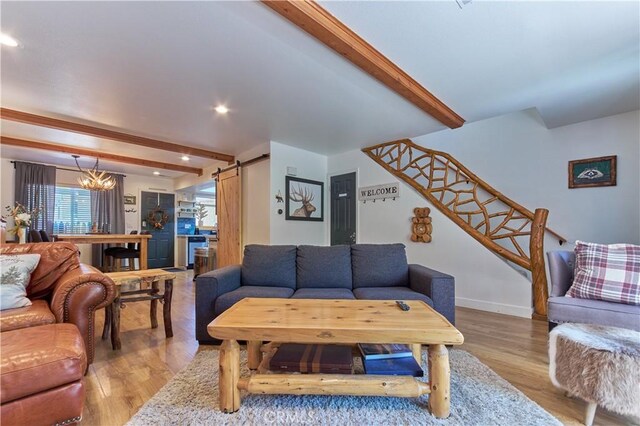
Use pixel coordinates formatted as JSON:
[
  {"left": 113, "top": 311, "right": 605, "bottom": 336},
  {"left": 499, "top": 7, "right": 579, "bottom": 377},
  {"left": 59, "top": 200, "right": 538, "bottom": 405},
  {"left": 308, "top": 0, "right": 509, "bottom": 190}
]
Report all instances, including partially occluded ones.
[{"left": 195, "top": 243, "right": 456, "bottom": 344}]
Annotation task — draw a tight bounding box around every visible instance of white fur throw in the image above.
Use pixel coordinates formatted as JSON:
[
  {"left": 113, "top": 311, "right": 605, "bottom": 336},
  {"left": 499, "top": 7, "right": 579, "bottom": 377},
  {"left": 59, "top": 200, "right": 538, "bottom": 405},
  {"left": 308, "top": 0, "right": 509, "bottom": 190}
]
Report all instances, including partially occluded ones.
[{"left": 549, "top": 323, "right": 640, "bottom": 418}]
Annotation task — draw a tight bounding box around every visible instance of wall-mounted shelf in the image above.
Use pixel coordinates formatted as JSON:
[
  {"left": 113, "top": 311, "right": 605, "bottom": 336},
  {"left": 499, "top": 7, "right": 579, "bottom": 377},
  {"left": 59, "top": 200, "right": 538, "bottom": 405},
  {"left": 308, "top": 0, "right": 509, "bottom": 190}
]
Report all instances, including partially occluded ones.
[{"left": 177, "top": 200, "right": 196, "bottom": 216}]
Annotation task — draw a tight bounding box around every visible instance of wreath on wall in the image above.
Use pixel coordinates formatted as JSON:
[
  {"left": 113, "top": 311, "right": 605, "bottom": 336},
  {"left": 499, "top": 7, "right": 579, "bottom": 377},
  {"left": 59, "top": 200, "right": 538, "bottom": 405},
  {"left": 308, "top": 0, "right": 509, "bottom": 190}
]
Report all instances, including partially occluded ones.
[{"left": 147, "top": 207, "right": 169, "bottom": 230}]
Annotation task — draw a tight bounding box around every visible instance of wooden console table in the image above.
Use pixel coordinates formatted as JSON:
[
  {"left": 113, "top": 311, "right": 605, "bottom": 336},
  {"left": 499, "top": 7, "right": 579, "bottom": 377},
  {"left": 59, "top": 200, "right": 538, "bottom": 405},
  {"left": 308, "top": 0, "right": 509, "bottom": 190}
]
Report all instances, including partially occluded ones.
[
  {"left": 53, "top": 234, "right": 152, "bottom": 270},
  {"left": 103, "top": 269, "right": 175, "bottom": 350}
]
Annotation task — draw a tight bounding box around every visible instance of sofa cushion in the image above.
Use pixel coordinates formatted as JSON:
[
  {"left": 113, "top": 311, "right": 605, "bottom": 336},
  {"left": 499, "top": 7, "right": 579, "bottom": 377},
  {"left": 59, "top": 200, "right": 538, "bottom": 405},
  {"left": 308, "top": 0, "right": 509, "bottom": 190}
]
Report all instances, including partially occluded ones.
[
  {"left": 242, "top": 245, "right": 297, "bottom": 289},
  {"left": 0, "top": 242, "right": 80, "bottom": 300},
  {"left": 548, "top": 296, "right": 640, "bottom": 332},
  {"left": 566, "top": 241, "right": 640, "bottom": 305},
  {"left": 0, "top": 300, "right": 55, "bottom": 332},
  {"left": 291, "top": 288, "right": 356, "bottom": 300},
  {"left": 0, "top": 323, "right": 86, "bottom": 404},
  {"left": 296, "top": 245, "right": 352, "bottom": 289},
  {"left": 351, "top": 243, "right": 408, "bottom": 288},
  {"left": 353, "top": 287, "right": 434, "bottom": 307},
  {"left": 0, "top": 254, "right": 41, "bottom": 310},
  {"left": 214, "top": 286, "right": 294, "bottom": 315}
]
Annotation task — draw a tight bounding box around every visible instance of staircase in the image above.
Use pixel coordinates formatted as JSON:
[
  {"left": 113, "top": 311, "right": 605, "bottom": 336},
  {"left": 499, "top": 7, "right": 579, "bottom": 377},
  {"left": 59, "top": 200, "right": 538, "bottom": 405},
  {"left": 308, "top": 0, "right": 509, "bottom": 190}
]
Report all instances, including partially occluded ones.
[{"left": 362, "top": 139, "right": 566, "bottom": 318}]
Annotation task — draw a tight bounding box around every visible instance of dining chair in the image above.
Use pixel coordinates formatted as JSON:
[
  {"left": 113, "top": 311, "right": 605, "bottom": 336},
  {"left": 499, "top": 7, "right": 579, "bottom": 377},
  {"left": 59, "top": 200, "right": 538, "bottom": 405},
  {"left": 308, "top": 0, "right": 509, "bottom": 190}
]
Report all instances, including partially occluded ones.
[
  {"left": 29, "top": 229, "right": 43, "bottom": 243},
  {"left": 110, "top": 230, "right": 150, "bottom": 271},
  {"left": 39, "top": 230, "right": 52, "bottom": 242},
  {"left": 104, "top": 231, "right": 137, "bottom": 272}
]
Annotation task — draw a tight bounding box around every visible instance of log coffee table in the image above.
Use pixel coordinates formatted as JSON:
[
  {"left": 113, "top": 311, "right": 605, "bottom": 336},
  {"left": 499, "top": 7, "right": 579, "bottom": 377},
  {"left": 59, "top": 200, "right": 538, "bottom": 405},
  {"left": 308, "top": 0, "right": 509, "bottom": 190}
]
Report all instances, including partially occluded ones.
[{"left": 207, "top": 298, "right": 464, "bottom": 418}]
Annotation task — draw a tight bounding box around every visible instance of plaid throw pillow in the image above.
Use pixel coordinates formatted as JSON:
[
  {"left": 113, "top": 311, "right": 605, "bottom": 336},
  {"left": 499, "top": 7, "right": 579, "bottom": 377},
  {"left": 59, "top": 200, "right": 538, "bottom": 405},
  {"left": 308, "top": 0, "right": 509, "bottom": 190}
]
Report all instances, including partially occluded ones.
[{"left": 566, "top": 240, "right": 640, "bottom": 305}]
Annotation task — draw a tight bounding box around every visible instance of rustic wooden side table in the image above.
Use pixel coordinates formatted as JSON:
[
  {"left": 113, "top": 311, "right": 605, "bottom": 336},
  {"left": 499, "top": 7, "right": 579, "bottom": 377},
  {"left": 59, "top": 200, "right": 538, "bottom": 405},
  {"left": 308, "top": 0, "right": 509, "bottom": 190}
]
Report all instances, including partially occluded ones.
[{"left": 102, "top": 269, "right": 176, "bottom": 350}]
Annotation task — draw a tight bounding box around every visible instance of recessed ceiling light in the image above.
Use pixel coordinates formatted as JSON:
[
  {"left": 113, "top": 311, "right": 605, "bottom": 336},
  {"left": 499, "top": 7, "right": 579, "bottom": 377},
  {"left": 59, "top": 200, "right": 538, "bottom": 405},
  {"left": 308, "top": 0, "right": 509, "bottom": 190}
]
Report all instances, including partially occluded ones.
[
  {"left": 0, "top": 33, "right": 19, "bottom": 47},
  {"left": 181, "top": 155, "right": 190, "bottom": 161},
  {"left": 214, "top": 105, "right": 229, "bottom": 114},
  {"left": 153, "top": 171, "right": 161, "bottom": 176}
]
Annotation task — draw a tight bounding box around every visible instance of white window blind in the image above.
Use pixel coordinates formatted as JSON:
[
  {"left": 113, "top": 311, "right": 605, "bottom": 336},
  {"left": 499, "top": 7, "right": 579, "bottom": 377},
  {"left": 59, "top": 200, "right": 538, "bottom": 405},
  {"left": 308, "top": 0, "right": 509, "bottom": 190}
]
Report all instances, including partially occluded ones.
[{"left": 53, "top": 186, "right": 92, "bottom": 234}]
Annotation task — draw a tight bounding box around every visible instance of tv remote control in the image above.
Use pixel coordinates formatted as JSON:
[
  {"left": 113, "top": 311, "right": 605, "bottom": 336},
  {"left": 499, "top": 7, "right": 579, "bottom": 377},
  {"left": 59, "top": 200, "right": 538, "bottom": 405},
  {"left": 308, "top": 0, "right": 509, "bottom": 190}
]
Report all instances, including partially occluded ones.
[{"left": 396, "top": 300, "right": 410, "bottom": 311}]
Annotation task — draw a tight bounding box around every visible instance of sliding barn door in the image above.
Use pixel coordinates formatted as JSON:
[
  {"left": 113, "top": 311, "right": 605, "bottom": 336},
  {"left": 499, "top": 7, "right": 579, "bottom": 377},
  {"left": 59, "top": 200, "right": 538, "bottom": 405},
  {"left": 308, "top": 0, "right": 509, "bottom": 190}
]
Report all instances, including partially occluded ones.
[{"left": 217, "top": 169, "right": 242, "bottom": 268}]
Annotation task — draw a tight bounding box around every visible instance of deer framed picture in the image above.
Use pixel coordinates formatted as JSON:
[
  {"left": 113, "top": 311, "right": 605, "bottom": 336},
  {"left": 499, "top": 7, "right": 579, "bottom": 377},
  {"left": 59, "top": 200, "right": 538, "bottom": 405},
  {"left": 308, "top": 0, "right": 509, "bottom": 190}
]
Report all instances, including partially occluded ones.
[{"left": 285, "top": 176, "right": 324, "bottom": 221}]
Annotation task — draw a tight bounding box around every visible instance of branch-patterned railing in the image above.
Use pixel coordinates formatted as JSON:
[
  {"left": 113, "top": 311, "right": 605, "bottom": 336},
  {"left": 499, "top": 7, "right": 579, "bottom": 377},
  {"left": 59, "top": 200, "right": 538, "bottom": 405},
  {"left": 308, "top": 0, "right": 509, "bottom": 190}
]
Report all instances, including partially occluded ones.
[{"left": 363, "top": 139, "right": 566, "bottom": 318}]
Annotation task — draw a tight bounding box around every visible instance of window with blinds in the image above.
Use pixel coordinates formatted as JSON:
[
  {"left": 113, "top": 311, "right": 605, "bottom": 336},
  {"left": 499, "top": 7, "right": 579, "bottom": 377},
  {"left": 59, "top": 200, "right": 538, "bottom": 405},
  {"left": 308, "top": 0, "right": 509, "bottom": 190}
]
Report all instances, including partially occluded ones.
[{"left": 53, "top": 186, "right": 92, "bottom": 234}]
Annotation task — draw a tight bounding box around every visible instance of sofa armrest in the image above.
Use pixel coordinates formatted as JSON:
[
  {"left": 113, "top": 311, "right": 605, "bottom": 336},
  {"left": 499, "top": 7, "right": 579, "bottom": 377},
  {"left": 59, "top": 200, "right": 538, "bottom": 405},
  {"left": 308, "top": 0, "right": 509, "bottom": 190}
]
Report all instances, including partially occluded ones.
[
  {"left": 50, "top": 263, "right": 116, "bottom": 365},
  {"left": 547, "top": 251, "right": 575, "bottom": 297},
  {"left": 195, "top": 265, "right": 241, "bottom": 343},
  {"left": 409, "top": 264, "right": 456, "bottom": 325}
]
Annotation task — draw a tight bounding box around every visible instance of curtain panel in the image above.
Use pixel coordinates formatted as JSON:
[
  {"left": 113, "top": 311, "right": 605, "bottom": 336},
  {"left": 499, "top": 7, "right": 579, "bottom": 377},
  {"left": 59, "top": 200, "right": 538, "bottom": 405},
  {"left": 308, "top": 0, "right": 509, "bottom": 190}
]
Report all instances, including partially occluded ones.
[
  {"left": 14, "top": 161, "right": 56, "bottom": 236},
  {"left": 90, "top": 174, "right": 125, "bottom": 268}
]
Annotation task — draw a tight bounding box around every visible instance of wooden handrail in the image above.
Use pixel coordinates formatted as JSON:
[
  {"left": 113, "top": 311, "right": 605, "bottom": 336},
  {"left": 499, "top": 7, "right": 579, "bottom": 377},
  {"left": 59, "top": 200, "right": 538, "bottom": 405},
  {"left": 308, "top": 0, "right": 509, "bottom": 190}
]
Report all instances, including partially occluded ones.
[
  {"left": 363, "top": 139, "right": 564, "bottom": 318},
  {"left": 530, "top": 209, "right": 549, "bottom": 317}
]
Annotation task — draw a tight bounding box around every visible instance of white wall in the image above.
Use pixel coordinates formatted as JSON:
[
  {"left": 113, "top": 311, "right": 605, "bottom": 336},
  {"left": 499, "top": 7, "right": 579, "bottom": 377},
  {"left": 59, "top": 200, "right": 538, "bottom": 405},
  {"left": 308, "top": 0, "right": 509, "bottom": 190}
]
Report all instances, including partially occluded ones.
[
  {"left": 0, "top": 157, "right": 175, "bottom": 263},
  {"left": 269, "top": 141, "right": 327, "bottom": 245},
  {"left": 53, "top": 167, "right": 175, "bottom": 234},
  {"left": 328, "top": 109, "right": 640, "bottom": 317},
  {"left": 413, "top": 108, "right": 640, "bottom": 245},
  {"left": 1, "top": 158, "right": 175, "bottom": 232},
  {"left": 173, "top": 142, "right": 271, "bottom": 246},
  {"left": 328, "top": 150, "right": 534, "bottom": 317},
  {"left": 240, "top": 144, "right": 271, "bottom": 245},
  {"left": 0, "top": 159, "right": 15, "bottom": 225}
]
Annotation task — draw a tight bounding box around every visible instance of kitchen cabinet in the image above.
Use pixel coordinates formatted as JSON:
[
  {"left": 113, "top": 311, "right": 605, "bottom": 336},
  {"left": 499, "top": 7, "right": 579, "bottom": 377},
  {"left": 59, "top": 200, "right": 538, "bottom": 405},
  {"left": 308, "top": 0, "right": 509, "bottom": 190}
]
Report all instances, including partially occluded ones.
[
  {"left": 176, "top": 235, "right": 216, "bottom": 269},
  {"left": 176, "top": 236, "right": 188, "bottom": 268}
]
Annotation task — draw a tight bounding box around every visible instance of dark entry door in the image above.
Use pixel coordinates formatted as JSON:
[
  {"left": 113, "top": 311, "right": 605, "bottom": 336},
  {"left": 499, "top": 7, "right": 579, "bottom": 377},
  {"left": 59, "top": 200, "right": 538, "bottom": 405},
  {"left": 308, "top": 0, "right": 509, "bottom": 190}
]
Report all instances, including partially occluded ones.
[
  {"left": 330, "top": 172, "right": 357, "bottom": 245},
  {"left": 141, "top": 191, "right": 175, "bottom": 268}
]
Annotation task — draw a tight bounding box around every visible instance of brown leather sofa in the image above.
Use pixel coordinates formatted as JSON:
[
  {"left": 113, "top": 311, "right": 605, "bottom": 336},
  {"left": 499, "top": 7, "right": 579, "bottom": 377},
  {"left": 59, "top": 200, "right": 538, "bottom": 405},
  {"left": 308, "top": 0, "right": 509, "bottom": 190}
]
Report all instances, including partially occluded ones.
[
  {"left": 0, "top": 242, "right": 115, "bottom": 425},
  {"left": 0, "top": 242, "right": 116, "bottom": 365},
  {"left": 1, "top": 323, "right": 87, "bottom": 425}
]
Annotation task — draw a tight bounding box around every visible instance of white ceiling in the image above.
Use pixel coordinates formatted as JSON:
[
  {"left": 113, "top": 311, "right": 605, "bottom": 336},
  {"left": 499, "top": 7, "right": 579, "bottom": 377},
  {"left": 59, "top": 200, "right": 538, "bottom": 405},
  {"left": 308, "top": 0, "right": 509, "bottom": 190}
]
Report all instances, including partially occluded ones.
[
  {"left": 0, "top": 1, "right": 441, "bottom": 177},
  {"left": 1, "top": 1, "right": 638, "bottom": 178},
  {"left": 320, "top": 0, "right": 640, "bottom": 128}
]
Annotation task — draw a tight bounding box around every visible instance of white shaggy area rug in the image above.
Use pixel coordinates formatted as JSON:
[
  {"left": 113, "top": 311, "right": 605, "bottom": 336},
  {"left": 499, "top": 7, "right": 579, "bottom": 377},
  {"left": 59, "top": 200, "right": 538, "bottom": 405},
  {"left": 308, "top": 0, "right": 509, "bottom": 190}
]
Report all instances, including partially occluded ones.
[{"left": 127, "top": 349, "right": 560, "bottom": 426}]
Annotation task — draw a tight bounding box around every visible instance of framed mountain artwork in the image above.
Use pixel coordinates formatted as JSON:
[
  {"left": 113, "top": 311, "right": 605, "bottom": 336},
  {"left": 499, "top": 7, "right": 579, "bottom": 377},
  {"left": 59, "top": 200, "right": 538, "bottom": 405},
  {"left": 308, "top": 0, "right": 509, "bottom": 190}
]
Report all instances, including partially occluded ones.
[{"left": 568, "top": 155, "right": 617, "bottom": 189}]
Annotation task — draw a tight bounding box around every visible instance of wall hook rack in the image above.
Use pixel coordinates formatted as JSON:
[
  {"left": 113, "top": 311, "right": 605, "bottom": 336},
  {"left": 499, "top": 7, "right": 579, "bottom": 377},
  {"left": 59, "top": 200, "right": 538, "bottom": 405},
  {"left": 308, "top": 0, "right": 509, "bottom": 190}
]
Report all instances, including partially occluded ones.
[{"left": 362, "top": 197, "right": 397, "bottom": 204}]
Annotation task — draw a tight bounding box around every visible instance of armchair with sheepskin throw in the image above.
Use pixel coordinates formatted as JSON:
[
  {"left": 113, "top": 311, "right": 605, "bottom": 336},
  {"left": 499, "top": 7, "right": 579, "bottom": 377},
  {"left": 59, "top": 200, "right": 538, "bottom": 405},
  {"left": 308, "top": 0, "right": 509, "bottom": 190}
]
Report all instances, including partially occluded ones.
[{"left": 0, "top": 242, "right": 116, "bottom": 365}]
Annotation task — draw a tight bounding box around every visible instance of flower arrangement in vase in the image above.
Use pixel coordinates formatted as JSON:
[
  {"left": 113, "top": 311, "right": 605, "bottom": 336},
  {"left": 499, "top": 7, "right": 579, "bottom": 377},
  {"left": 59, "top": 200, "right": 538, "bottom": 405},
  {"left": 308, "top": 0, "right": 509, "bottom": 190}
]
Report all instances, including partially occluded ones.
[{"left": 3, "top": 202, "right": 40, "bottom": 244}]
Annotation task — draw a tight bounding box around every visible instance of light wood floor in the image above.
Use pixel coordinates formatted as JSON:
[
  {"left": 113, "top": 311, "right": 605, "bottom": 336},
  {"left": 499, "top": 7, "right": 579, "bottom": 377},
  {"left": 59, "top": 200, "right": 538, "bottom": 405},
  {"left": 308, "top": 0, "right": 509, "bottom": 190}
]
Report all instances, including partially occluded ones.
[{"left": 83, "top": 271, "right": 629, "bottom": 425}]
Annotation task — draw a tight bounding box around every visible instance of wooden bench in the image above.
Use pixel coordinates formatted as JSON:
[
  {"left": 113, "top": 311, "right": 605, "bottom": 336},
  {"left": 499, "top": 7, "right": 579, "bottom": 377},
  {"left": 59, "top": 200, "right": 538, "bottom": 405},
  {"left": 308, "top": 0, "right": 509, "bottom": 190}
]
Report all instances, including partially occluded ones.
[{"left": 102, "top": 269, "right": 176, "bottom": 350}]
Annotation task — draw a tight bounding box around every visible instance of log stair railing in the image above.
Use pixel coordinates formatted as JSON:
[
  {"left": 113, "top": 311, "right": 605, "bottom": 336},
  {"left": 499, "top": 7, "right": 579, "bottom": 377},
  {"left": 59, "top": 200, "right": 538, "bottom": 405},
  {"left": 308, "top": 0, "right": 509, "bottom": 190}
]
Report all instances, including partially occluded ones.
[{"left": 362, "top": 139, "right": 567, "bottom": 319}]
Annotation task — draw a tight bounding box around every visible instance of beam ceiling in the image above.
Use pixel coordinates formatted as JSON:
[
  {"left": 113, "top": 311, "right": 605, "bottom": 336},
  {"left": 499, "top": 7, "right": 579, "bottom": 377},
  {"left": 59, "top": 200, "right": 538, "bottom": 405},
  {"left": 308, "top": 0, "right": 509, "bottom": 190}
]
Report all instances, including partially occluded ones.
[
  {"left": 0, "top": 108, "right": 234, "bottom": 163},
  {"left": 1, "top": 136, "right": 204, "bottom": 176},
  {"left": 261, "top": 0, "right": 465, "bottom": 129}
]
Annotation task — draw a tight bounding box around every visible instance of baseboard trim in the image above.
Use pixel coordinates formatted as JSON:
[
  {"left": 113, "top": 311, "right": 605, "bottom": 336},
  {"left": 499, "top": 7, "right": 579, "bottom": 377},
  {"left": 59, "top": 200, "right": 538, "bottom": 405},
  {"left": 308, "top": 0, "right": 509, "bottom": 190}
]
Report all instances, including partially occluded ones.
[{"left": 456, "top": 297, "right": 533, "bottom": 318}]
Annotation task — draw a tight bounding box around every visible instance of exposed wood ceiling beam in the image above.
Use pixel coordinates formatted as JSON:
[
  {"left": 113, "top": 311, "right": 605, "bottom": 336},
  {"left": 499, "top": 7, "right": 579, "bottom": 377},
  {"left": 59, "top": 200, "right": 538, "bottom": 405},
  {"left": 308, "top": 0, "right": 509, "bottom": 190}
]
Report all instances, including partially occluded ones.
[
  {"left": 261, "top": 0, "right": 465, "bottom": 129},
  {"left": 1, "top": 136, "right": 204, "bottom": 176},
  {"left": 0, "top": 108, "right": 235, "bottom": 163}
]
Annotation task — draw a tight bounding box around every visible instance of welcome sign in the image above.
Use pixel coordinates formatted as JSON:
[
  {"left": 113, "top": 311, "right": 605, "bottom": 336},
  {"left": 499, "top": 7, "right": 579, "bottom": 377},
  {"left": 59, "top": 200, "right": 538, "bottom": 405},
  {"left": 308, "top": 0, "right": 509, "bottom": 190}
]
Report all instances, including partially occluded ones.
[{"left": 358, "top": 183, "right": 400, "bottom": 202}]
